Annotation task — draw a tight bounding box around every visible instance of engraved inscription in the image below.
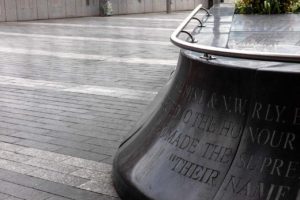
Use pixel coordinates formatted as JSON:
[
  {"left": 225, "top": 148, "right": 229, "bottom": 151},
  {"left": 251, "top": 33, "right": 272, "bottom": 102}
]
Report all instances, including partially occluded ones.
[
  {"left": 246, "top": 126, "right": 296, "bottom": 150},
  {"left": 181, "top": 109, "right": 243, "bottom": 139},
  {"left": 293, "top": 107, "right": 300, "bottom": 125},
  {"left": 251, "top": 103, "right": 286, "bottom": 123},
  {"left": 201, "top": 143, "right": 233, "bottom": 164},
  {"left": 161, "top": 129, "right": 200, "bottom": 154},
  {"left": 224, "top": 175, "right": 291, "bottom": 200},
  {"left": 162, "top": 88, "right": 247, "bottom": 189},
  {"left": 169, "top": 154, "right": 220, "bottom": 186},
  {"left": 162, "top": 130, "right": 234, "bottom": 164},
  {"left": 181, "top": 87, "right": 248, "bottom": 115},
  {"left": 236, "top": 153, "right": 299, "bottom": 179},
  {"left": 161, "top": 85, "right": 299, "bottom": 198},
  {"left": 221, "top": 99, "right": 299, "bottom": 198}
]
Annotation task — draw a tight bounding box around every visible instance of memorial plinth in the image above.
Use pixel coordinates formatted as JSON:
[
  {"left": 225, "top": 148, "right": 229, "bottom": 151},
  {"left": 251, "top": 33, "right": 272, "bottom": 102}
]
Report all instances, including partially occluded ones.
[{"left": 113, "top": 4, "right": 300, "bottom": 200}]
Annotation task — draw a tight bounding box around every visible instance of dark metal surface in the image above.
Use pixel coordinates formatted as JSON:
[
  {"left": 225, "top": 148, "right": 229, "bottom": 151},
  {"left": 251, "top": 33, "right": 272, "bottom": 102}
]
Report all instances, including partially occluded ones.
[
  {"left": 214, "top": 66, "right": 300, "bottom": 199},
  {"left": 113, "top": 50, "right": 300, "bottom": 200},
  {"left": 113, "top": 4, "right": 300, "bottom": 200}
]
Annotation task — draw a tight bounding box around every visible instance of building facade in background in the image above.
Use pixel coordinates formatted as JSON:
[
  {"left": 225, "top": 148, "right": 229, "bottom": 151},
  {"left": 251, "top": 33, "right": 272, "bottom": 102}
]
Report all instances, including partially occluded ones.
[{"left": 0, "top": 0, "right": 209, "bottom": 22}]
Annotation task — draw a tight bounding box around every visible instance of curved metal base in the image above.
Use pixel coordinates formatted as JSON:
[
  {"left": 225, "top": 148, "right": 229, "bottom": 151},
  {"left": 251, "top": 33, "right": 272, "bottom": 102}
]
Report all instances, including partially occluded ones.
[{"left": 113, "top": 51, "right": 300, "bottom": 200}]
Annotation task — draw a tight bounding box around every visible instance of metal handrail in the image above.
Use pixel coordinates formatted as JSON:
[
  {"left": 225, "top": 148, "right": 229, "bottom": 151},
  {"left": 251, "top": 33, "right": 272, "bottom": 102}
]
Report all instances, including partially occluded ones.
[{"left": 170, "top": 4, "right": 300, "bottom": 63}]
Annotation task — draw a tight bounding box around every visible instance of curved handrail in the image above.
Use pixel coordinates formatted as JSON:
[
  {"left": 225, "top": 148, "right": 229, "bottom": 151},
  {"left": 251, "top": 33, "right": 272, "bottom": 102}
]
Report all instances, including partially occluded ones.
[{"left": 170, "top": 4, "right": 300, "bottom": 63}]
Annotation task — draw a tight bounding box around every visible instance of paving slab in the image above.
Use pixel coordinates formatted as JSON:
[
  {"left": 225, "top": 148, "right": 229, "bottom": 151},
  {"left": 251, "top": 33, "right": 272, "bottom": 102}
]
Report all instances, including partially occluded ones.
[
  {"left": 0, "top": 10, "right": 185, "bottom": 199},
  {"left": 6, "top": 4, "right": 299, "bottom": 200}
]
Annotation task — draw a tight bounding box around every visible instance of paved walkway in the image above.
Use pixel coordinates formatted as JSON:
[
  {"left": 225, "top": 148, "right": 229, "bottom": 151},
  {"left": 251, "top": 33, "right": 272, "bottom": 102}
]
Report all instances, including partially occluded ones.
[{"left": 0, "top": 12, "right": 187, "bottom": 200}]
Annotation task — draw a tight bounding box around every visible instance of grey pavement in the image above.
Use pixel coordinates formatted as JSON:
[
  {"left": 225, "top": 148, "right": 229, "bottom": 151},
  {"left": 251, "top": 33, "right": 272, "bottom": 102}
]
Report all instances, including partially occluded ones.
[{"left": 0, "top": 11, "right": 187, "bottom": 200}]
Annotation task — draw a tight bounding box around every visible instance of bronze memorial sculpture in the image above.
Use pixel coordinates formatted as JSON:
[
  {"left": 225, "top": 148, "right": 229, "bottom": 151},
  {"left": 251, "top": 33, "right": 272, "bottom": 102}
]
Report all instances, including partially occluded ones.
[{"left": 113, "top": 3, "right": 300, "bottom": 200}]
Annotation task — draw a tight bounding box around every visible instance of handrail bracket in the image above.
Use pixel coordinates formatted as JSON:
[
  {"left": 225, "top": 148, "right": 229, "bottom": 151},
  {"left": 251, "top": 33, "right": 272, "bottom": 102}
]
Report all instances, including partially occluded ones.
[
  {"left": 201, "top": 7, "right": 212, "bottom": 16},
  {"left": 179, "top": 31, "right": 198, "bottom": 43},
  {"left": 191, "top": 17, "right": 205, "bottom": 27},
  {"left": 200, "top": 53, "right": 216, "bottom": 60}
]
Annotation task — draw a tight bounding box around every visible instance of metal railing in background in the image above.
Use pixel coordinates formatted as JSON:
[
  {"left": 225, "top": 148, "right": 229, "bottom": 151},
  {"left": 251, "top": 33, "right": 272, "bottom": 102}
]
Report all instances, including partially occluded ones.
[{"left": 170, "top": 4, "right": 300, "bottom": 63}]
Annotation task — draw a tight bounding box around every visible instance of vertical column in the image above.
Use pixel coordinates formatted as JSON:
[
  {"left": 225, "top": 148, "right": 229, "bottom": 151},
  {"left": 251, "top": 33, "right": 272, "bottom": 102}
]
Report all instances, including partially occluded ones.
[
  {"left": 37, "top": 0, "right": 48, "bottom": 19},
  {"left": 127, "top": 0, "right": 144, "bottom": 14},
  {"left": 109, "top": 0, "right": 119, "bottom": 15},
  {"left": 153, "top": 0, "right": 165, "bottom": 12},
  {"left": 166, "top": 0, "right": 171, "bottom": 13},
  {"left": 144, "top": 0, "right": 153, "bottom": 13},
  {"left": 94, "top": 0, "right": 101, "bottom": 15},
  {"left": 4, "top": 0, "right": 17, "bottom": 21},
  {"left": 66, "top": 0, "right": 76, "bottom": 17},
  {"left": 86, "top": 0, "right": 100, "bottom": 16},
  {"left": 188, "top": 0, "right": 196, "bottom": 9},
  {"left": 118, "top": 0, "right": 127, "bottom": 14},
  {"left": 171, "top": 0, "right": 176, "bottom": 11},
  {"left": 48, "top": 0, "right": 66, "bottom": 19},
  {"left": 175, "top": 0, "right": 194, "bottom": 10},
  {"left": 195, "top": 0, "right": 208, "bottom": 8},
  {"left": 16, "top": 0, "right": 38, "bottom": 21},
  {"left": 0, "top": 0, "right": 5, "bottom": 21},
  {"left": 75, "top": 0, "right": 85, "bottom": 16}
]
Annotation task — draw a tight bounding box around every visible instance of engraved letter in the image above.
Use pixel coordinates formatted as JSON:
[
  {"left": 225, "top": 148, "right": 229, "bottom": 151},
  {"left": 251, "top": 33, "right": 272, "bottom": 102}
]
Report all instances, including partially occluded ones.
[
  {"left": 275, "top": 185, "right": 290, "bottom": 200},
  {"left": 285, "top": 161, "right": 298, "bottom": 178},
  {"left": 207, "top": 93, "right": 217, "bottom": 109},
  {"left": 265, "top": 104, "right": 274, "bottom": 121},
  {"left": 234, "top": 97, "right": 247, "bottom": 115},
  {"left": 293, "top": 108, "right": 300, "bottom": 125},
  {"left": 252, "top": 102, "right": 262, "bottom": 120},
  {"left": 224, "top": 175, "right": 241, "bottom": 193},
  {"left": 270, "top": 159, "right": 284, "bottom": 176},
  {"left": 284, "top": 132, "right": 295, "bottom": 150},
  {"left": 260, "top": 157, "right": 273, "bottom": 173},
  {"left": 183, "top": 109, "right": 192, "bottom": 123},
  {"left": 275, "top": 105, "right": 286, "bottom": 123}
]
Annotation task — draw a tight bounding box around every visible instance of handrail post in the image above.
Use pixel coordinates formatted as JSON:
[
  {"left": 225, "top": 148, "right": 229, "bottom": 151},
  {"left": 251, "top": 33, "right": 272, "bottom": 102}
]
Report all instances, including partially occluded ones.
[{"left": 167, "top": 0, "right": 172, "bottom": 13}]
